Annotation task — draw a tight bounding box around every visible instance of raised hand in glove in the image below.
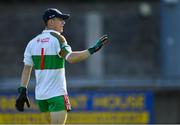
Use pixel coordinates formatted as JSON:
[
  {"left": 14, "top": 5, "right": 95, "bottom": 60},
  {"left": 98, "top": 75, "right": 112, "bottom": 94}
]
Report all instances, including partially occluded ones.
[
  {"left": 88, "top": 35, "right": 108, "bottom": 55},
  {"left": 15, "top": 87, "right": 30, "bottom": 111}
]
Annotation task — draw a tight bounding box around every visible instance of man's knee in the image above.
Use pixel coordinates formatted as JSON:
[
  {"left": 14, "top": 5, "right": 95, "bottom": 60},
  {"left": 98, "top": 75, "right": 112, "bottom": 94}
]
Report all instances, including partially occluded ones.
[{"left": 50, "top": 110, "right": 67, "bottom": 124}]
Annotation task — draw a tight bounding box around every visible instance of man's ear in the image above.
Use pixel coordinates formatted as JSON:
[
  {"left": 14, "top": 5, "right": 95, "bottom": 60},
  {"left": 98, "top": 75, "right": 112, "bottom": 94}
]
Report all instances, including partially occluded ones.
[{"left": 47, "top": 19, "right": 54, "bottom": 26}]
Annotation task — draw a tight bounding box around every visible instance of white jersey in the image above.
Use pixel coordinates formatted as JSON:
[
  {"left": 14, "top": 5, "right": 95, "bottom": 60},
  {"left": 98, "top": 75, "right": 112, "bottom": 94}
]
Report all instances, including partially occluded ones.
[{"left": 23, "top": 29, "right": 72, "bottom": 100}]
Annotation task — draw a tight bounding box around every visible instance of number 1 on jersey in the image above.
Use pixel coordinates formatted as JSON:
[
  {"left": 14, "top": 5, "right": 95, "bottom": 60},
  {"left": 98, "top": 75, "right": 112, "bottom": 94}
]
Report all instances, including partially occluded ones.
[{"left": 40, "top": 48, "right": 45, "bottom": 70}]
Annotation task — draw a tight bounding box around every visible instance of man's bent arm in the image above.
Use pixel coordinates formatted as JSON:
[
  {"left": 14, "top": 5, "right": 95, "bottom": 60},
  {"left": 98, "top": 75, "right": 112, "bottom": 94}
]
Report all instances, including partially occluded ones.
[
  {"left": 62, "top": 35, "right": 108, "bottom": 64},
  {"left": 20, "top": 65, "right": 32, "bottom": 88},
  {"left": 66, "top": 50, "right": 90, "bottom": 63}
]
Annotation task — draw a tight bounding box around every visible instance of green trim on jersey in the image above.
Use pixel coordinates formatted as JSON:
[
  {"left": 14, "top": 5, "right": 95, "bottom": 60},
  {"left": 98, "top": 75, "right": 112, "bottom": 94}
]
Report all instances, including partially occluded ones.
[
  {"left": 32, "top": 55, "right": 65, "bottom": 69},
  {"left": 50, "top": 32, "right": 64, "bottom": 48},
  {"left": 50, "top": 32, "right": 70, "bottom": 58}
]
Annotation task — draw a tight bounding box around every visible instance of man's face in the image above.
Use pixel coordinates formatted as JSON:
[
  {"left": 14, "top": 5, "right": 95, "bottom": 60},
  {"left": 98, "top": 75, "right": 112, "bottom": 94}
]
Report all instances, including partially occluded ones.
[{"left": 48, "top": 17, "right": 65, "bottom": 33}]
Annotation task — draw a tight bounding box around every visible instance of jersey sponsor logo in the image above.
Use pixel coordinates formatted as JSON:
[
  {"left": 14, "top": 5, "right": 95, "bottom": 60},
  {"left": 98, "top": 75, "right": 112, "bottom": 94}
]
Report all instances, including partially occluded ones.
[{"left": 37, "top": 37, "right": 50, "bottom": 43}]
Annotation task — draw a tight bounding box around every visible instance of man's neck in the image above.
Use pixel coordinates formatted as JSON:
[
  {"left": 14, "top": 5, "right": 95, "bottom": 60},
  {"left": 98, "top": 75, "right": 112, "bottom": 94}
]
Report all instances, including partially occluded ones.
[{"left": 43, "top": 28, "right": 61, "bottom": 35}]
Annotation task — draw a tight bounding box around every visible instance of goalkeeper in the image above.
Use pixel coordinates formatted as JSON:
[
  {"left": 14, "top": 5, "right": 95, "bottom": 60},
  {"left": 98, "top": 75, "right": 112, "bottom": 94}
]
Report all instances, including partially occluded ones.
[{"left": 15, "top": 8, "right": 108, "bottom": 124}]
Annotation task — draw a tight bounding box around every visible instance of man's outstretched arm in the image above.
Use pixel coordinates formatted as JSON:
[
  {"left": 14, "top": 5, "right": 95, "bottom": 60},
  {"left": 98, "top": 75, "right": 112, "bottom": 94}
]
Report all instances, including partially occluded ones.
[
  {"left": 66, "top": 50, "right": 90, "bottom": 63},
  {"left": 64, "top": 35, "right": 108, "bottom": 63}
]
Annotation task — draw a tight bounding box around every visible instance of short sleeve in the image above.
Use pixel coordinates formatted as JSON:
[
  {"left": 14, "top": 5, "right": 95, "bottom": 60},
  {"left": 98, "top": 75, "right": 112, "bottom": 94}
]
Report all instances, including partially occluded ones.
[
  {"left": 50, "top": 32, "right": 72, "bottom": 59},
  {"left": 60, "top": 40, "right": 72, "bottom": 59},
  {"left": 23, "top": 42, "right": 34, "bottom": 66}
]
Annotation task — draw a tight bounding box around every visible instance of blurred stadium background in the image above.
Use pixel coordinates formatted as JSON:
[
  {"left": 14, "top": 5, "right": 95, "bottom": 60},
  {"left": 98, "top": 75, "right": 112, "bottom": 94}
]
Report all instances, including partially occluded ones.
[{"left": 0, "top": 0, "right": 180, "bottom": 124}]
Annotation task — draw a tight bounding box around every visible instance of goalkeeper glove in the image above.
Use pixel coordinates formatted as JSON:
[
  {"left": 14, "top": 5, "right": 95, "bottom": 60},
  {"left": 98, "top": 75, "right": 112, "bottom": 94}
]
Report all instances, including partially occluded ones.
[
  {"left": 88, "top": 35, "right": 108, "bottom": 55},
  {"left": 15, "top": 87, "right": 30, "bottom": 112}
]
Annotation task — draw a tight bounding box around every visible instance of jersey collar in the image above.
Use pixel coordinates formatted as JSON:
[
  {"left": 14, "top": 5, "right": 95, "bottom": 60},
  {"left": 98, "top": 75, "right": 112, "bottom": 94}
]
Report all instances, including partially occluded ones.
[{"left": 42, "top": 29, "right": 61, "bottom": 35}]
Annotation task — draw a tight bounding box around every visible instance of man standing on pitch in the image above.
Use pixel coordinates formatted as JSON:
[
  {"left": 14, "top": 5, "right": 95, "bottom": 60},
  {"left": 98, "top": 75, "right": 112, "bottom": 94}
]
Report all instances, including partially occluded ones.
[{"left": 15, "top": 8, "right": 108, "bottom": 124}]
